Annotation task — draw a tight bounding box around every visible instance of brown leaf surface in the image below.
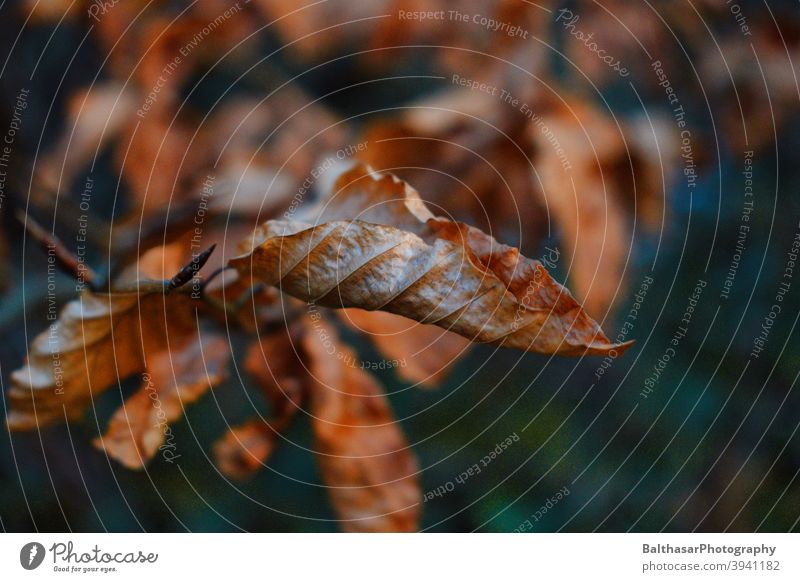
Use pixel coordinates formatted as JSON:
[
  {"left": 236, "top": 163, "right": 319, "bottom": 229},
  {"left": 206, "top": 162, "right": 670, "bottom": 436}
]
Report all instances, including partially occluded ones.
[
  {"left": 338, "top": 309, "right": 471, "bottom": 388},
  {"left": 214, "top": 313, "right": 422, "bottom": 532},
  {"left": 361, "top": 79, "right": 669, "bottom": 318},
  {"left": 7, "top": 292, "right": 183, "bottom": 429},
  {"left": 214, "top": 418, "right": 281, "bottom": 481},
  {"left": 231, "top": 163, "right": 630, "bottom": 356},
  {"left": 94, "top": 5, "right": 256, "bottom": 94},
  {"left": 116, "top": 110, "right": 207, "bottom": 212},
  {"left": 302, "top": 316, "right": 420, "bottom": 532},
  {"left": 190, "top": 91, "right": 350, "bottom": 240},
  {"left": 8, "top": 288, "right": 228, "bottom": 468},
  {"left": 94, "top": 333, "right": 228, "bottom": 469},
  {"left": 533, "top": 95, "right": 672, "bottom": 317},
  {"left": 534, "top": 98, "right": 629, "bottom": 318},
  {"left": 214, "top": 328, "right": 306, "bottom": 479}
]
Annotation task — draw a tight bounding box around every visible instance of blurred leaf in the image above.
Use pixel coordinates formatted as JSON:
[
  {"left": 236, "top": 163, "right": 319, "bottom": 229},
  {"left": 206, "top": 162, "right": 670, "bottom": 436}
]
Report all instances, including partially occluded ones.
[{"left": 302, "top": 315, "right": 421, "bottom": 532}]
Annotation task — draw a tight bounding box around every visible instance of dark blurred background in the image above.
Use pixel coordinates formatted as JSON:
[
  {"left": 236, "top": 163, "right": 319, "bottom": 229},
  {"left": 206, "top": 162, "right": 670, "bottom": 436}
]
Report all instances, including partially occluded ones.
[{"left": 1, "top": 0, "right": 799, "bottom": 532}]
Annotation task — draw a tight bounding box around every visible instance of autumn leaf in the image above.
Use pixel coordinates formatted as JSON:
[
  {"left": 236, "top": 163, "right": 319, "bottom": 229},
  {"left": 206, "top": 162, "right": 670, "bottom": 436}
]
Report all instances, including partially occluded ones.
[
  {"left": 534, "top": 97, "right": 630, "bottom": 319},
  {"left": 338, "top": 309, "right": 471, "bottom": 388},
  {"left": 214, "top": 312, "right": 422, "bottom": 532},
  {"left": 302, "top": 315, "right": 420, "bottom": 532},
  {"left": 116, "top": 110, "right": 207, "bottom": 213},
  {"left": 7, "top": 292, "right": 171, "bottom": 425},
  {"left": 361, "top": 86, "right": 547, "bottom": 247},
  {"left": 230, "top": 163, "right": 631, "bottom": 356},
  {"left": 361, "top": 79, "right": 670, "bottom": 318},
  {"left": 92, "top": 5, "right": 256, "bottom": 94},
  {"left": 8, "top": 279, "right": 229, "bottom": 468},
  {"left": 194, "top": 91, "right": 351, "bottom": 229},
  {"left": 214, "top": 418, "right": 281, "bottom": 481},
  {"left": 94, "top": 332, "right": 228, "bottom": 469},
  {"left": 214, "top": 326, "right": 306, "bottom": 479}
]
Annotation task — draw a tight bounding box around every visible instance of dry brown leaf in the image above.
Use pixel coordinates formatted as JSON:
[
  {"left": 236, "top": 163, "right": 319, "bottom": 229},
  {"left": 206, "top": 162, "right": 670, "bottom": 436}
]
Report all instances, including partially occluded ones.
[
  {"left": 533, "top": 95, "right": 672, "bottom": 317},
  {"left": 215, "top": 311, "right": 422, "bottom": 531},
  {"left": 338, "top": 309, "right": 471, "bottom": 388},
  {"left": 214, "top": 328, "right": 306, "bottom": 479},
  {"left": 8, "top": 287, "right": 228, "bottom": 470},
  {"left": 198, "top": 92, "right": 350, "bottom": 224},
  {"left": 131, "top": 13, "right": 254, "bottom": 96},
  {"left": 534, "top": 97, "right": 629, "bottom": 318},
  {"left": 116, "top": 110, "right": 207, "bottom": 212},
  {"left": 93, "top": 4, "right": 256, "bottom": 94},
  {"left": 361, "top": 69, "right": 670, "bottom": 318},
  {"left": 302, "top": 316, "right": 420, "bottom": 532},
  {"left": 8, "top": 291, "right": 197, "bottom": 428},
  {"left": 94, "top": 333, "right": 228, "bottom": 469},
  {"left": 231, "top": 163, "right": 630, "bottom": 356},
  {"left": 214, "top": 418, "right": 281, "bottom": 480}
]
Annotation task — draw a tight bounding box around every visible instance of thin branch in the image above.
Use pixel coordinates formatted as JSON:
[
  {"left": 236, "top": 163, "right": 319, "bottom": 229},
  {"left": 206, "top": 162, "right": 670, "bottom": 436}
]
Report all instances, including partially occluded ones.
[
  {"left": 167, "top": 244, "right": 217, "bottom": 291},
  {"left": 17, "top": 210, "right": 98, "bottom": 286},
  {"left": 199, "top": 265, "right": 233, "bottom": 294},
  {"left": 107, "top": 244, "right": 217, "bottom": 295}
]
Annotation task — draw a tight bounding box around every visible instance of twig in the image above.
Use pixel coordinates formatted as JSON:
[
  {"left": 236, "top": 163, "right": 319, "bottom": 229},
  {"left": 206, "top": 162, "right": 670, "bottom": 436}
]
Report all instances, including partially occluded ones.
[
  {"left": 199, "top": 265, "right": 233, "bottom": 294},
  {"left": 107, "top": 244, "right": 218, "bottom": 295},
  {"left": 167, "top": 244, "right": 217, "bottom": 291},
  {"left": 17, "top": 210, "right": 98, "bottom": 286}
]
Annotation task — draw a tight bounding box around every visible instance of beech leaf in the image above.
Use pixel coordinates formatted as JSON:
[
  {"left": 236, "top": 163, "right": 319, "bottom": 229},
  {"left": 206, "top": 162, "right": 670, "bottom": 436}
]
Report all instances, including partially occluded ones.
[
  {"left": 302, "top": 316, "right": 420, "bottom": 532},
  {"left": 214, "top": 328, "right": 306, "bottom": 480},
  {"left": 94, "top": 333, "right": 228, "bottom": 469},
  {"left": 230, "top": 164, "right": 631, "bottom": 357},
  {"left": 338, "top": 309, "right": 471, "bottom": 388},
  {"left": 8, "top": 289, "right": 228, "bottom": 471}
]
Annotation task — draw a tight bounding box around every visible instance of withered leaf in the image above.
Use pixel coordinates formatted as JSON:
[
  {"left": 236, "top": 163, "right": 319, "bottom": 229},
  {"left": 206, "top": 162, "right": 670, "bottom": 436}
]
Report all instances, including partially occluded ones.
[
  {"left": 231, "top": 164, "right": 631, "bottom": 356},
  {"left": 302, "top": 316, "right": 420, "bottom": 532},
  {"left": 214, "top": 328, "right": 306, "bottom": 480},
  {"left": 94, "top": 333, "right": 228, "bottom": 469},
  {"left": 214, "top": 418, "right": 281, "bottom": 481},
  {"left": 338, "top": 309, "right": 471, "bottom": 388},
  {"left": 116, "top": 110, "right": 206, "bottom": 213},
  {"left": 534, "top": 97, "right": 631, "bottom": 318},
  {"left": 8, "top": 292, "right": 184, "bottom": 429},
  {"left": 360, "top": 83, "right": 547, "bottom": 246},
  {"left": 215, "top": 312, "right": 422, "bottom": 532},
  {"left": 8, "top": 288, "right": 228, "bottom": 469}
]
